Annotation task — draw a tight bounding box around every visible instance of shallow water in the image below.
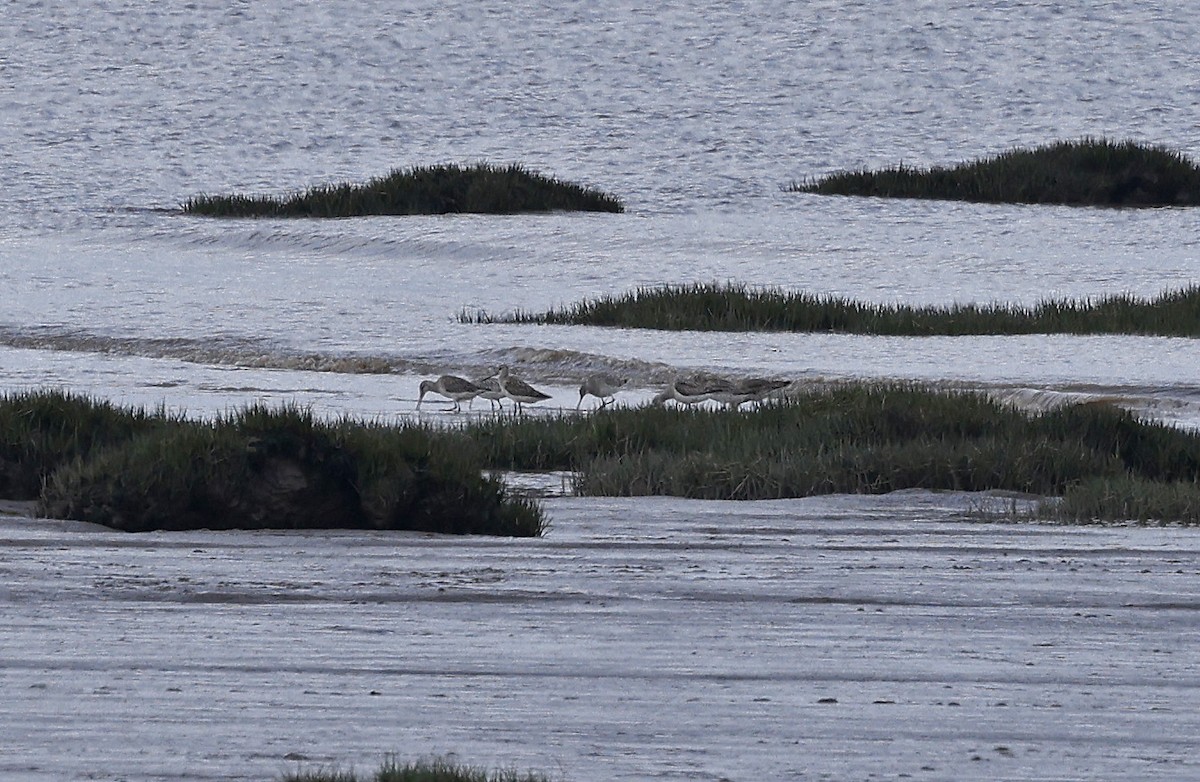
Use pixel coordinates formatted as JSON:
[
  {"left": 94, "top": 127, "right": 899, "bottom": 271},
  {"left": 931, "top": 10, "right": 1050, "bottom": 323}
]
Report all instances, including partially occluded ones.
[
  {"left": 3, "top": 1, "right": 1200, "bottom": 779},
  {"left": 3, "top": 1, "right": 1199, "bottom": 415}
]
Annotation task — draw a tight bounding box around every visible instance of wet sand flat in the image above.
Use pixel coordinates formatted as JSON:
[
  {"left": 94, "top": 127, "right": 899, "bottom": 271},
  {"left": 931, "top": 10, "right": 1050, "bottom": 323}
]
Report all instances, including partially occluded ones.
[{"left": 2, "top": 493, "right": 1198, "bottom": 781}]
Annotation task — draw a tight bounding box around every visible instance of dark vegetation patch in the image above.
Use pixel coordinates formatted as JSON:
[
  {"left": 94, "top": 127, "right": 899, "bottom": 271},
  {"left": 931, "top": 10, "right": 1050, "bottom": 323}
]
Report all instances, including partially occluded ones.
[
  {"left": 789, "top": 138, "right": 1200, "bottom": 207},
  {"left": 281, "top": 757, "right": 552, "bottom": 782},
  {"left": 182, "top": 163, "right": 623, "bottom": 217},
  {"left": 454, "top": 384, "right": 1200, "bottom": 523},
  {"left": 1047, "top": 474, "right": 1200, "bottom": 524},
  {"left": 468, "top": 281, "right": 1200, "bottom": 337},
  {"left": 7, "top": 387, "right": 1198, "bottom": 526},
  {"left": 1, "top": 391, "right": 542, "bottom": 535},
  {"left": 0, "top": 390, "right": 167, "bottom": 500}
]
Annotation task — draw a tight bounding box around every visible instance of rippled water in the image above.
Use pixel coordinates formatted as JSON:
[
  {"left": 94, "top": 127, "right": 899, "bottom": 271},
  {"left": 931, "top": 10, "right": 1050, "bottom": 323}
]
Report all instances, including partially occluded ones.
[
  {"left": 3, "top": 1, "right": 1199, "bottom": 420},
  {"left": 3, "top": 2, "right": 1200, "bottom": 779}
]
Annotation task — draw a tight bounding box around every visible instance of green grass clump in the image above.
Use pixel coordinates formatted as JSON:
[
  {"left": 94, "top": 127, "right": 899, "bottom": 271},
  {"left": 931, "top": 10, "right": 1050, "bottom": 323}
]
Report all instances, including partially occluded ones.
[
  {"left": 790, "top": 138, "right": 1200, "bottom": 206},
  {"left": 183, "top": 163, "right": 623, "bottom": 217},
  {"left": 1046, "top": 475, "right": 1200, "bottom": 524},
  {"left": 281, "top": 757, "right": 552, "bottom": 782},
  {"left": 469, "top": 281, "right": 1200, "bottom": 337},
  {"left": 332, "top": 419, "right": 543, "bottom": 536},
  {"left": 0, "top": 392, "right": 541, "bottom": 535},
  {"left": 448, "top": 384, "right": 1200, "bottom": 522},
  {"left": 0, "top": 390, "right": 170, "bottom": 500}
]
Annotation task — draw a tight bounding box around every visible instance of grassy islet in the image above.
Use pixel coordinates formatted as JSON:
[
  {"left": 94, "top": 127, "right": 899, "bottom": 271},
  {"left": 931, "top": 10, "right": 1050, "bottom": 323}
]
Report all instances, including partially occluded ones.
[
  {"left": 790, "top": 138, "right": 1200, "bottom": 207},
  {"left": 1, "top": 391, "right": 542, "bottom": 535},
  {"left": 281, "top": 757, "right": 551, "bottom": 782},
  {"left": 454, "top": 383, "right": 1200, "bottom": 523},
  {"left": 469, "top": 281, "right": 1200, "bottom": 337},
  {"left": 7, "top": 386, "right": 1198, "bottom": 526},
  {"left": 183, "top": 163, "right": 623, "bottom": 217}
]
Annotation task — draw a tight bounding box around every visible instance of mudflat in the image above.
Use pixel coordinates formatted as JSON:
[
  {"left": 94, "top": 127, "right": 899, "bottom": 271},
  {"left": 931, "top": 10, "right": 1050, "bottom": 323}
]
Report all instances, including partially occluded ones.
[{"left": 2, "top": 492, "right": 1197, "bottom": 781}]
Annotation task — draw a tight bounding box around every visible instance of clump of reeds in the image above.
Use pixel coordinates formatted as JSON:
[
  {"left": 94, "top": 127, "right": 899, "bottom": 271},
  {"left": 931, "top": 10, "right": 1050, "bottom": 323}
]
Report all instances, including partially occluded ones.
[
  {"left": 790, "top": 138, "right": 1200, "bottom": 206},
  {"left": 282, "top": 756, "right": 551, "bottom": 782},
  {"left": 448, "top": 384, "right": 1200, "bottom": 523},
  {"left": 280, "top": 758, "right": 549, "bottom": 782},
  {"left": 0, "top": 392, "right": 541, "bottom": 535},
  {"left": 183, "top": 163, "right": 623, "bottom": 217},
  {"left": 0, "top": 389, "right": 171, "bottom": 500},
  {"left": 1046, "top": 476, "right": 1200, "bottom": 525},
  {"left": 466, "top": 281, "right": 1200, "bottom": 337}
]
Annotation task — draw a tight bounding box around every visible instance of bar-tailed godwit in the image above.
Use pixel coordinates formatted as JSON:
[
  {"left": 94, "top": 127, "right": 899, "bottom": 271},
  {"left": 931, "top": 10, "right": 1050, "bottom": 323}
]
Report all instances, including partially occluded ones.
[
  {"left": 576, "top": 372, "right": 629, "bottom": 410},
  {"left": 496, "top": 365, "right": 552, "bottom": 412},
  {"left": 472, "top": 374, "right": 506, "bottom": 411},
  {"left": 651, "top": 377, "right": 725, "bottom": 406},
  {"left": 417, "top": 375, "right": 482, "bottom": 412}
]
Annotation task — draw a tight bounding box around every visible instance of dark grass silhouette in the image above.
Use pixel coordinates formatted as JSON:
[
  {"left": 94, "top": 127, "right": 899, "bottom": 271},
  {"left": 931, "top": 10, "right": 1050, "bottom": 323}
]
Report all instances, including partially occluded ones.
[
  {"left": 1, "top": 391, "right": 542, "bottom": 535},
  {"left": 183, "top": 163, "right": 623, "bottom": 216},
  {"left": 469, "top": 281, "right": 1200, "bottom": 337},
  {"left": 790, "top": 139, "right": 1200, "bottom": 207}
]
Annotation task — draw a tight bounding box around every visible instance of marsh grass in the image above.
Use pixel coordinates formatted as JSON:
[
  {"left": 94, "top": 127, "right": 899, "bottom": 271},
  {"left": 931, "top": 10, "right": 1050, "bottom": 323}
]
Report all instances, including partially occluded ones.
[
  {"left": 285, "top": 772, "right": 358, "bottom": 782},
  {"left": 183, "top": 163, "right": 623, "bottom": 217},
  {"left": 1045, "top": 476, "right": 1200, "bottom": 525},
  {"left": 10, "top": 388, "right": 1199, "bottom": 526},
  {"left": 0, "top": 389, "right": 171, "bottom": 500},
  {"left": 281, "top": 757, "right": 552, "bottom": 782},
  {"left": 470, "top": 281, "right": 1200, "bottom": 337},
  {"left": 1, "top": 393, "right": 542, "bottom": 535},
  {"left": 449, "top": 384, "right": 1200, "bottom": 522},
  {"left": 789, "top": 138, "right": 1200, "bottom": 206},
  {"left": 331, "top": 420, "right": 543, "bottom": 536}
]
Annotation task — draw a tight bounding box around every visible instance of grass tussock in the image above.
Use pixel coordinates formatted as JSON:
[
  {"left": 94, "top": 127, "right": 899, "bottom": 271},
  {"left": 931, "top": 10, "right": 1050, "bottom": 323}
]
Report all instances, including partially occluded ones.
[
  {"left": 1046, "top": 476, "right": 1200, "bottom": 525},
  {"left": 790, "top": 138, "right": 1200, "bottom": 207},
  {"left": 0, "top": 389, "right": 169, "bottom": 500},
  {"left": 1, "top": 391, "right": 541, "bottom": 535},
  {"left": 281, "top": 757, "right": 552, "bottom": 782},
  {"left": 451, "top": 384, "right": 1200, "bottom": 523},
  {"left": 468, "top": 281, "right": 1200, "bottom": 337},
  {"left": 183, "top": 163, "right": 623, "bottom": 217}
]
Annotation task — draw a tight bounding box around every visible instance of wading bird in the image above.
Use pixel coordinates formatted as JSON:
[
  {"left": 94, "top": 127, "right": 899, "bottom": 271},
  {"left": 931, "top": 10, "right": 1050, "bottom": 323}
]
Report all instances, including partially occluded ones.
[
  {"left": 708, "top": 377, "right": 792, "bottom": 409},
  {"left": 472, "top": 373, "right": 506, "bottom": 411},
  {"left": 497, "top": 365, "right": 552, "bottom": 412},
  {"left": 416, "top": 374, "right": 482, "bottom": 412},
  {"left": 651, "top": 376, "right": 727, "bottom": 407},
  {"left": 733, "top": 377, "right": 791, "bottom": 407},
  {"left": 576, "top": 372, "right": 629, "bottom": 410}
]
